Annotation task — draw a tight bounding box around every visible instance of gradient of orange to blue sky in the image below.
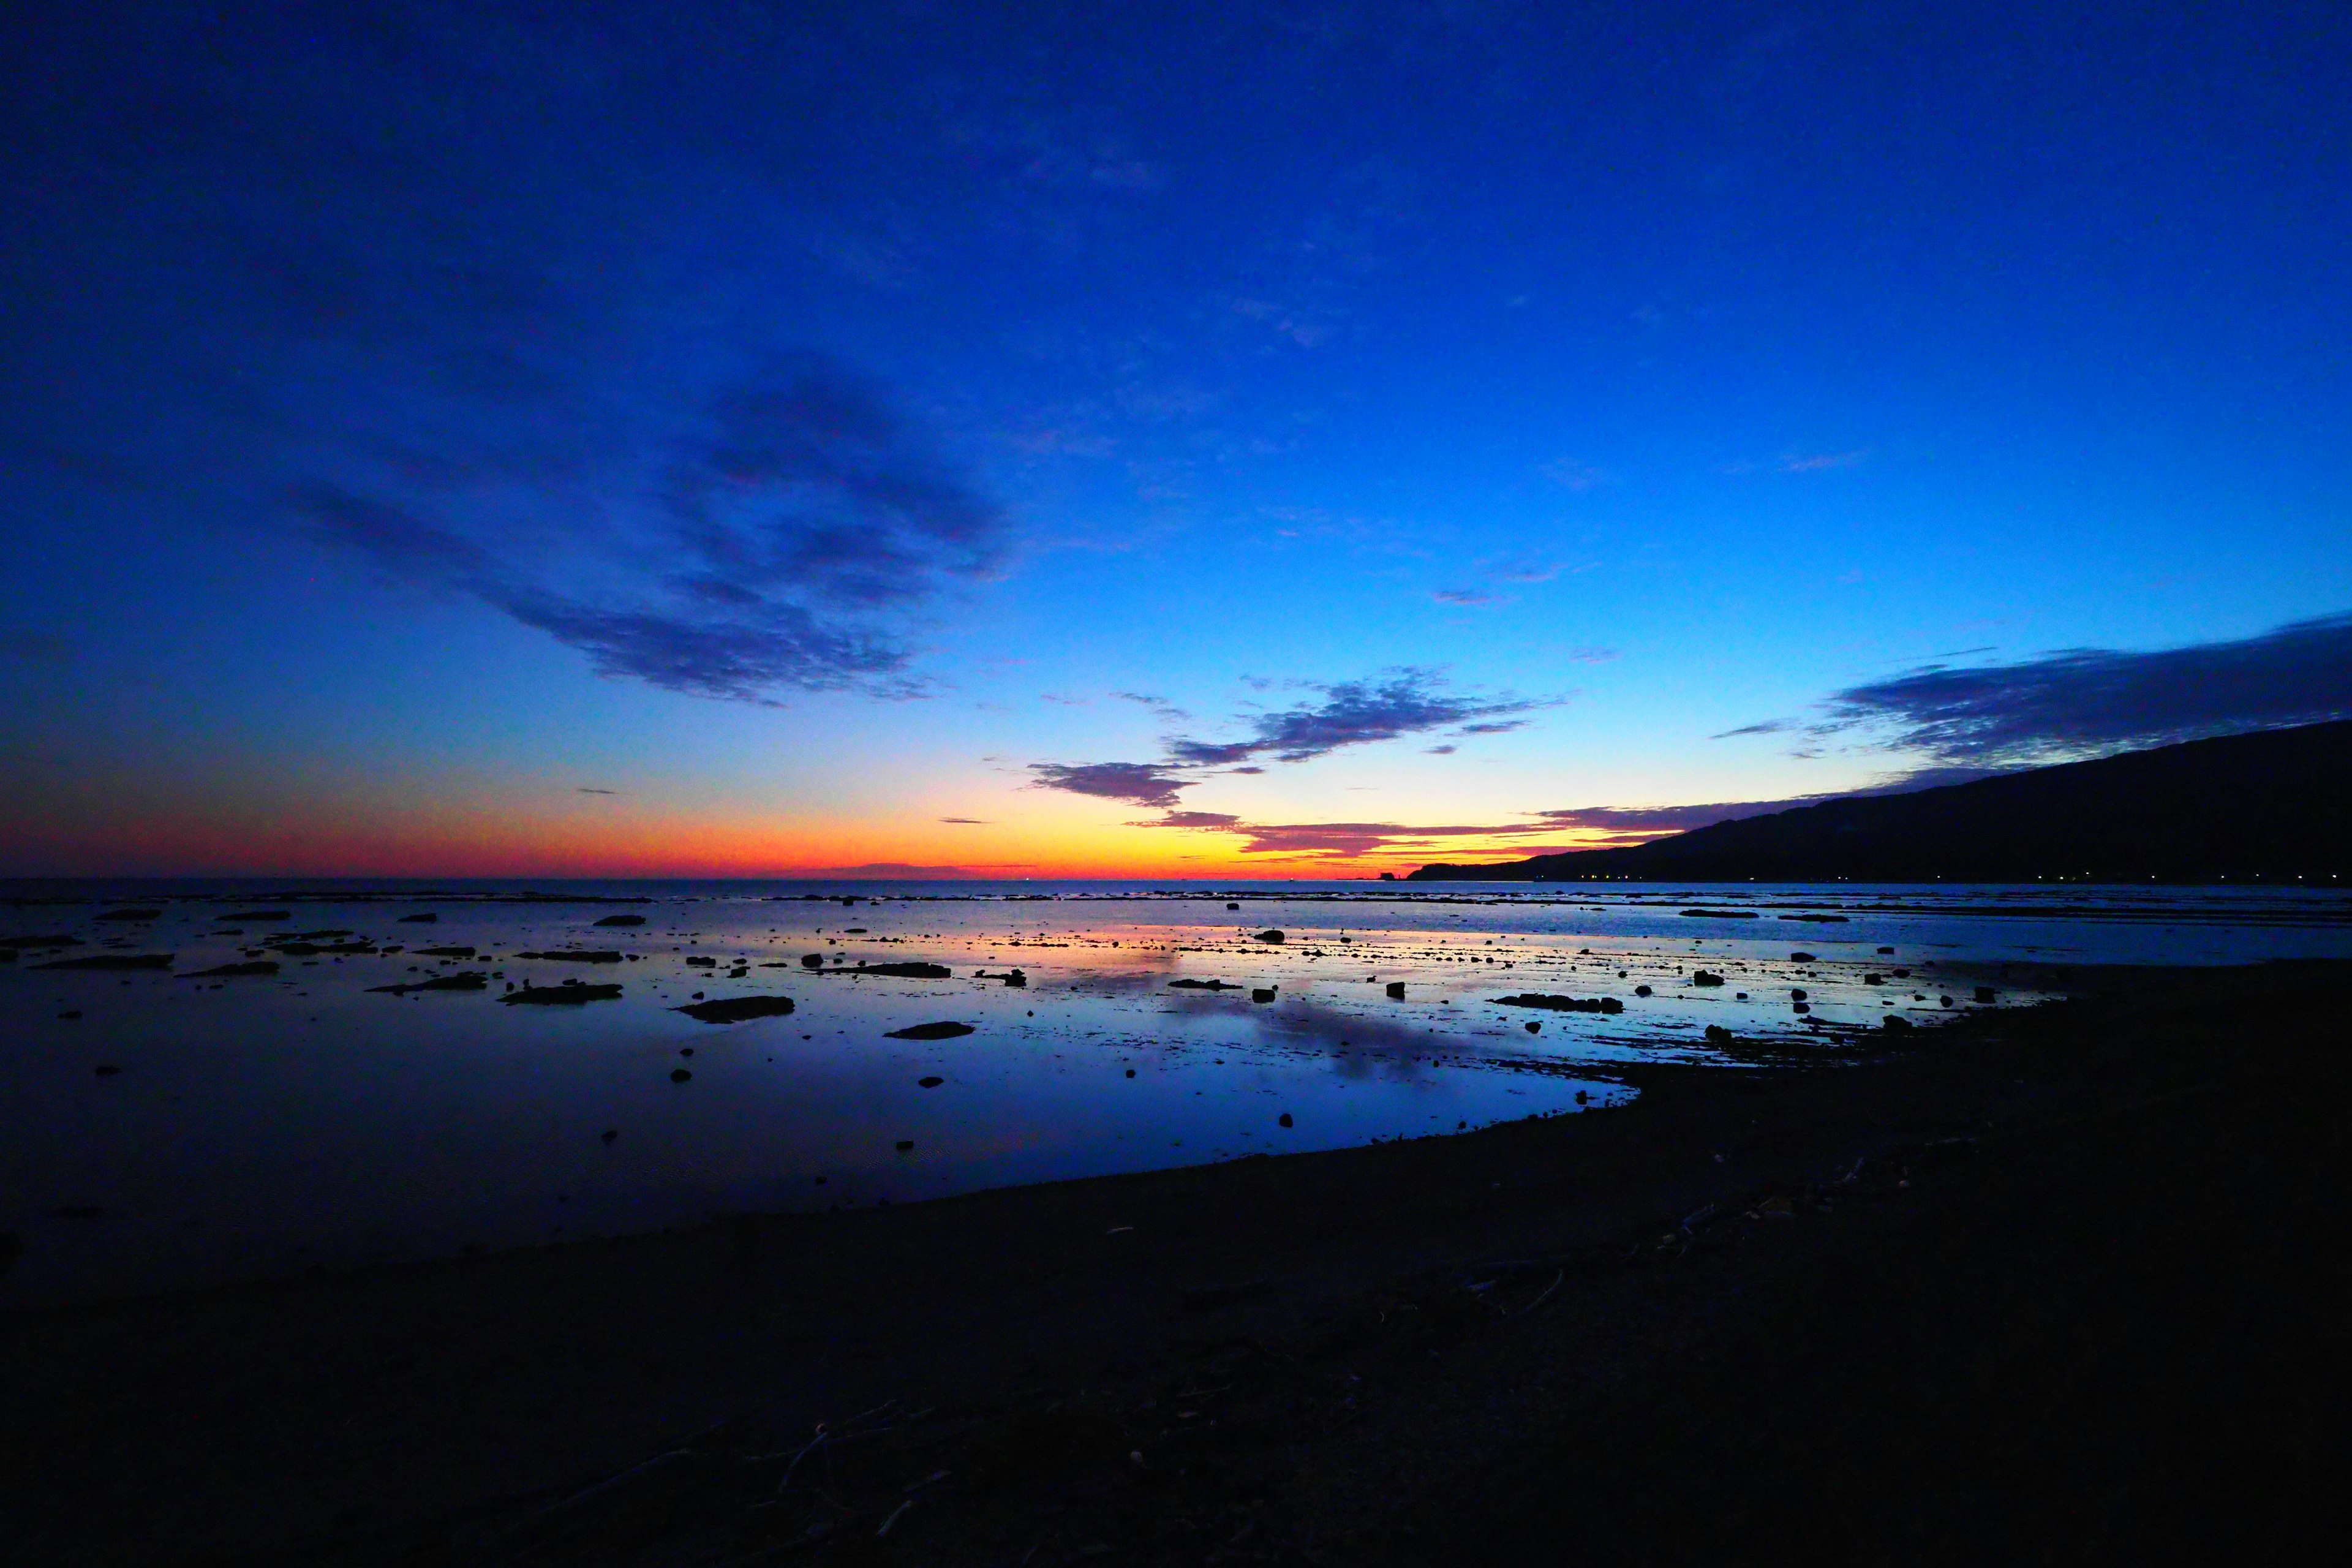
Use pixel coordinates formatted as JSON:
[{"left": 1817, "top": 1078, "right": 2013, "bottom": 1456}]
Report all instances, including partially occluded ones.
[{"left": 4, "top": 2, "right": 2350, "bottom": 877}]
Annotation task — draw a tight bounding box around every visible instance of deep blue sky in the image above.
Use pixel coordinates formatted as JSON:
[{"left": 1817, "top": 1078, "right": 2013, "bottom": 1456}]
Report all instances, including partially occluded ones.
[{"left": 4, "top": 1, "right": 2349, "bottom": 874}]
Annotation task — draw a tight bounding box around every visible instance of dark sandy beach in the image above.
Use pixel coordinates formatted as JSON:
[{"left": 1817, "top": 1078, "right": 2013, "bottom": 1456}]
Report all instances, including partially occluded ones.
[{"left": 4, "top": 960, "right": 2343, "bottom": 1566}]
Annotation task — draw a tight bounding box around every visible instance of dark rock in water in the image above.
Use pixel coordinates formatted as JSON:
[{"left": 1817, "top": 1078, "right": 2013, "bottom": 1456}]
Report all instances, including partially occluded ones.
[
  {"left": 670, "top": 1068, "right": 693, "bottom": 1082},
  {"left": 96, "top": 908, "right": 163, "bottom": 922},
  {"left": 1278, "top": 1113, "right": 1294, "bottom": 1128},
  {"left": 182, "top": 960, "right": 280, "bottom": 978},
  {"left": 1226, "top": 902, "right": 1240, "bottom": 911},
  {"left": 516, "top": 949, "right": 624, "bottom": 963},
  {"left": 399, "top": 913, "right": 439, "bottom": 924},
  {"left": 918, "top": 1076, "right": 944, "bottom": 1088},
  {"left": 49, "top": 1206, "right": 103, "bottom": 1220},
  {"left": 1790, "top": 988, "right": 1809, "bottom": 1001},
  {"left": 1253, "top": 929, "right": 1286, "bottom": 943},
  {"left": 0, "top": 1232, "right": 19, "bottom": 1279},
  {"left": 1494, "top": 993, "right": 1624, "bottom": 1014},
  {"left": 1974, "top": 985, "right": 1997, "bottom": 1003},
  {"left": 1125, "top": 1068, "right": 1137, "bottom": 1077},
  {"left": 600, "top": 1129, "right": 619, "bottom": 1143},
  {"left": 58, "top": 1011, "right": 81, "bottom": 1020},
  {"left": 218, "top": 910, "right": 289, "bottom": 922},
  {"left": 368, "top": 971, "right": 488, "bottom": 995},
  {"left": 1891, "top": 967, "right": 1911, "bottom": 978},
  {"left": 502, "top": 982, "right": 623, "bottom": 1006},
  {"left": 894, "top": 1140, "right": 915, "bottom": 1152},
  {"left": 675, "top": 995, "right": 797, "bottom": 1024},
  {"left": 802, "top": 953, "right": 825, "bottom": 968},
  {"left": 1167, "top": 978, "right": 1244, "bottom": 990},
  {"left": 818, "top": 962, "right": 952, "bottom": 979},
  {"left": 0, "top": 934, "right": 79, "bottom": 951},
  {"left": 886, "top": 1020, "right": 975, "bottom": 1040},
  {"left": 1691, "top": 970, "right": 1727, "bottom": 987},
  {"left": 1793, "top": 1001, "right": 1811, "bottom": 1013},
  {"left": 1251, "top": 988, "right": 1277, "bottom": 1003},
  {"left": 1882, "top": 1014, "right": 1914, "bottom": 1031},
  {"left": 415, "top": 946, "right": 477, "bottom": 959},
  {"left": 1780, "top": 913, "right": 1850, "bottom": 922},
  {"left": 1863, "top": 972, "right": 1883, "bottom": 984},
  {"left": 1679, "top": 908, "right": 1759, "bottom": 919},
  {"left": 974, "top": 968, "right": 1028, "bottom": 986},
  {"left": 94, "top": 1064, "right": 121, "bottom": 1077},
  {"left": 686, "top": 956, "right": 718, "bottom": 967},
  {"left": 1705, "top": 1024, "right": 1734, "bottom": 1043},
  {"left": 0, "top": 949, "right": 13, "bottom": 962},
  {"left": 1385, "top": 981, "right": 1406, "bottom": 998},
  {"left": 1789, "top": 952, "right": 1817, "bottom": 962},
  {"left": 1635, "top": 984, "right": 1653, "bottom": 997},
  {"left": 595, "top": 914, "right": 647, "bottom": 927},
  {"left": 1575, "top": 1090, "right": 1589, "bottom": 1104},
  {"left": 1525, "top": 1020, "right": 1541, "bottom": 1034},
  {"left": 1877, "top": 945, "right": 1896, "bottom": 954},
  {"left": 33, "top": 953, "right": 174, "bottom": 971},
  {"left": 271, "top": 941, "right": 377, "bottom": 957}
]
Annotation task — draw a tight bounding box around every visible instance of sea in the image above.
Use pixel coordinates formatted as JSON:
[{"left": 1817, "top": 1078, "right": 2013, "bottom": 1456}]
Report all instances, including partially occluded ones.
[{"left": 5, "top": 877, "right": 2348, "bottom": 1307}]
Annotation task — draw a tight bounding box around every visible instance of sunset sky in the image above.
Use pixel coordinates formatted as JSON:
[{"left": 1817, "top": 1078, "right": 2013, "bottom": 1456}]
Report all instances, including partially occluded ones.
[{"left": 5, "top": 1, "right": 2350, "bottom": 877}]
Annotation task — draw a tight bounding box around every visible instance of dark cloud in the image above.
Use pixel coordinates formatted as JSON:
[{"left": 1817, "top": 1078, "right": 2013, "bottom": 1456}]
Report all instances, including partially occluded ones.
[
  {"left": 576, "top": 787, "right": 621, "bottom": 795},
  {"left": 1027, "top": 761, "right": 1192, "bottom": 809},
  {"left": 1031, "top": 671, "right": 1555, "bottom": 815},
  {"left": 938, "top": 816, "right": 990, "bottom": 824},
  {"left": 1154, "top": 810, "right": 1242, "bottom": 829},
  {"left": 1113, "top": 689, "right": 1191, "bottom": 720},
  {"left": 663, "top": 355, "right": 1006, "bottom": 612},
  {"left": 1169, "top": 669, "right": 1548, "bottom": 767},
  {"left": 286, "top": 483, "right": 492, "bottom": 577},
  {"left": 1140, "top": 810, "right": 1578, "bottom": 860},
  {"left": 1785, "top": 612, "right": 2352, "bottom": 763},
  {"left": 1118, "top": 765, "right": 2015, "bottom": 861},
  {"left": 497, "top": 592, "right": 901, "bottom": 703},
  {"left": 285, "top": 357, "right": 1003, "bottom": 703}
]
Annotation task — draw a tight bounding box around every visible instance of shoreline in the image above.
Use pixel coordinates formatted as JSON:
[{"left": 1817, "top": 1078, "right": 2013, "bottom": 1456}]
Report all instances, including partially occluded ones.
[{"left": 4, "top": 959, "right": 2343, "bottom": 1563}]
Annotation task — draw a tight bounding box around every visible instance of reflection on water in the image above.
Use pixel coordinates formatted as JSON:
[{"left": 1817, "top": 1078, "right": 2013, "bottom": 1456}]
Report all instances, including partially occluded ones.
[{"left": 4, "top": 878, "right": 2346, "bottom": 1305}]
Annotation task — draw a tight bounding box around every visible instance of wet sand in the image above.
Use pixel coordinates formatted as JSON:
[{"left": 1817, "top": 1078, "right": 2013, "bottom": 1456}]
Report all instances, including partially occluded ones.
[{"left": 2, "top": 959, "right": 2343, "bottom": 1564}]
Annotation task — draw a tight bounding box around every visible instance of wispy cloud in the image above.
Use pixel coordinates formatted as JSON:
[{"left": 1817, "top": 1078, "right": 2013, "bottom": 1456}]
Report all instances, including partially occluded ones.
[
  {"left": 937, "top": 816, "right": 990, "bottom": 824},
  {"left": 1030, "top": 669, "right": 1556, "bottom": 815},
  {"left": 576, "top": 787, "right": 622, "bottom": 795},
  {"left": 1539, "top": 460, "right": 1610, "bottom": 491},
  {"left": 1735, "top": 612, "right": 2352, "bottom": 764},
  {"left": 1167, "top": 670, "right": 1550, "bottom": 767},
  {"left": 1431, "top": 587, "right": 1497, "bottom": 606},
  {"left": 291, "top": 355, "right": 1006, "bottom": 704},
  {"left": 1118, "top": 766, "right": 2013, "bottom": 864},
  {"left": 1779, "top": 449, "right": 1867, "bottom": 473}
]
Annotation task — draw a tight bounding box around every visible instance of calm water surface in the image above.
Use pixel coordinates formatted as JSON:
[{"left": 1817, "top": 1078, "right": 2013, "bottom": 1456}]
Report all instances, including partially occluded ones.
[{"left": 6, "top": 878, "right": 2347, "bottom": 1305}]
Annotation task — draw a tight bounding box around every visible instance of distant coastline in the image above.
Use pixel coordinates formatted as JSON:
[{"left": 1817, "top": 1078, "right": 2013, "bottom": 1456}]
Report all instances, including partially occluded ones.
[{"left": 1412, "top": 720, "right": 2352, "bottom": 884}]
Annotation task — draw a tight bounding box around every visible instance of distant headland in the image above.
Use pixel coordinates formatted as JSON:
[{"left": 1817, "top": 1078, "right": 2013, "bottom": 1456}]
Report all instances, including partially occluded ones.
[{"left": 1411, "top": 720, "right": 2352, "bottom": 884}]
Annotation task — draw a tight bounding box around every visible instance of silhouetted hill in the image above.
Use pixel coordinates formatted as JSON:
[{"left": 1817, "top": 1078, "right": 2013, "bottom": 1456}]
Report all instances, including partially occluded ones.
[{"left": 1410, "top": 720, "right": 2352, "bottom": 883}]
